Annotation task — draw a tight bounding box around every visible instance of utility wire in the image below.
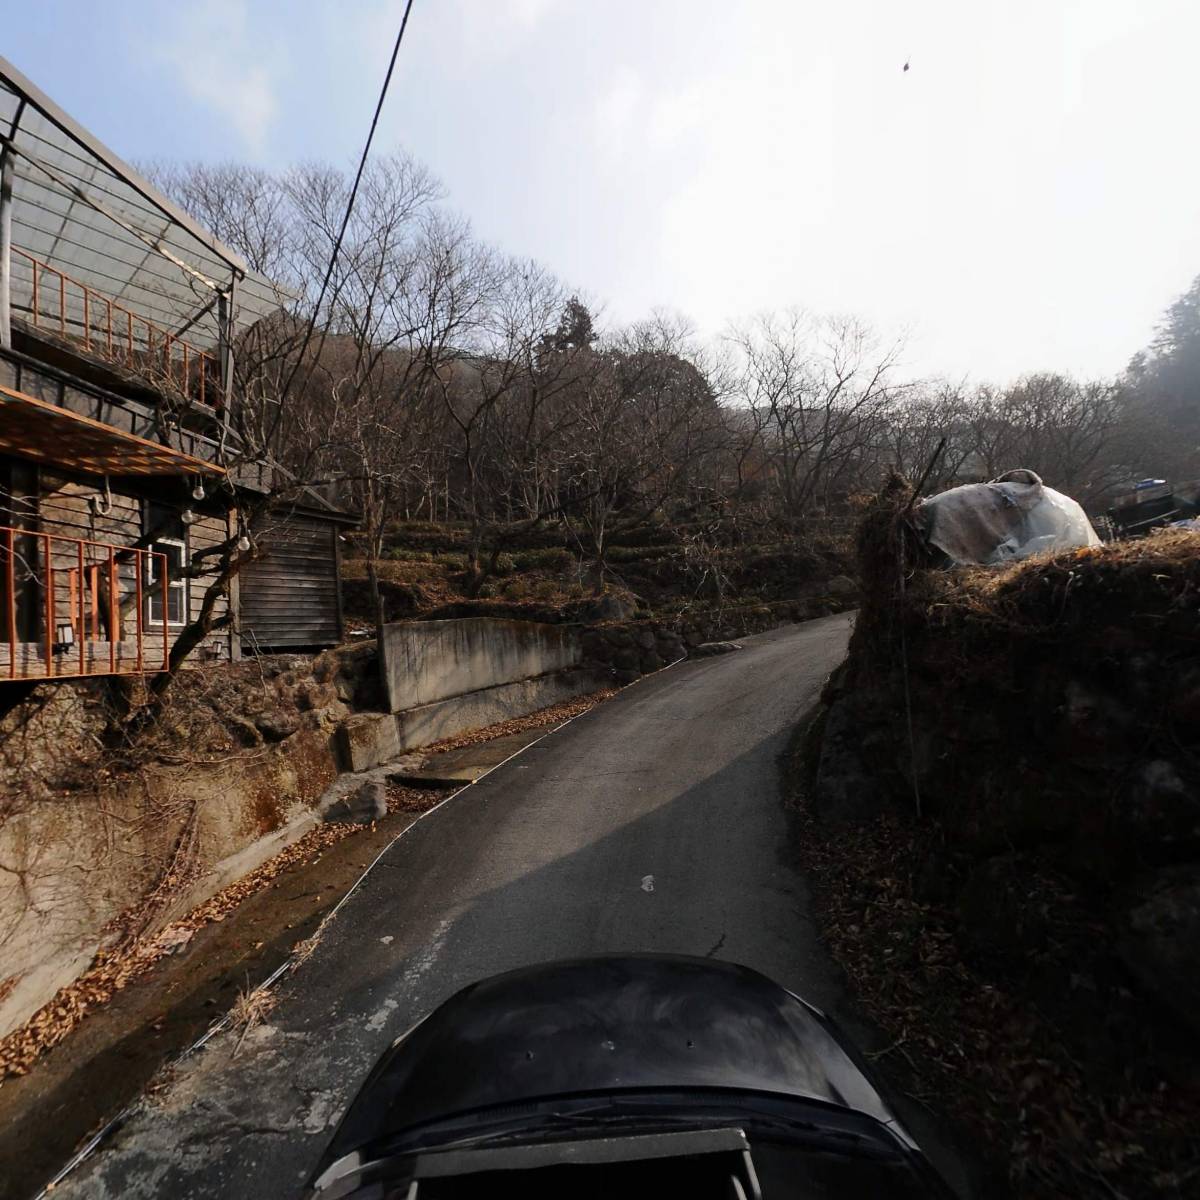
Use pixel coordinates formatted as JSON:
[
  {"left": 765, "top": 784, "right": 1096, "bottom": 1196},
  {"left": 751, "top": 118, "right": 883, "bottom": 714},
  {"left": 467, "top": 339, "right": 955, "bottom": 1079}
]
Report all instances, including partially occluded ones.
[{"left": 277, "top": 0, "right": 417, "bottom": 409}]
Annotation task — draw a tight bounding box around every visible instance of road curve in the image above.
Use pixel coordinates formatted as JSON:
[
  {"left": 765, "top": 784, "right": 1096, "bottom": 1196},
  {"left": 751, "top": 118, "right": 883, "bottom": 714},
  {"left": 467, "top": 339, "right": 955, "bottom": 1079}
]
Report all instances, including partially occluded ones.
[{"left": 54, "top": 613, "right": 854, "bottom": 1199}]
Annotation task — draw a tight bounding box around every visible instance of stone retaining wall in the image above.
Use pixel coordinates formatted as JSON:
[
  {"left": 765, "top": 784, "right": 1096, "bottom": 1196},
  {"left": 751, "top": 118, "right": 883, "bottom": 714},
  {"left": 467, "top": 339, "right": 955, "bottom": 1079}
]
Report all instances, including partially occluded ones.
[{"left": 580, "top": 597, "right": 851, "bottom": 683}]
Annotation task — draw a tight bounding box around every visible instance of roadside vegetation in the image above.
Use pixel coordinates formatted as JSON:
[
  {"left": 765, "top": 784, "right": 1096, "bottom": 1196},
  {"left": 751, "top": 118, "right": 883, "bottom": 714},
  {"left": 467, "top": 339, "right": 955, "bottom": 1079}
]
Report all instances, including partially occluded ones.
[{"left": 797, "top": 478, "right": 1200, "bottom": 1198}]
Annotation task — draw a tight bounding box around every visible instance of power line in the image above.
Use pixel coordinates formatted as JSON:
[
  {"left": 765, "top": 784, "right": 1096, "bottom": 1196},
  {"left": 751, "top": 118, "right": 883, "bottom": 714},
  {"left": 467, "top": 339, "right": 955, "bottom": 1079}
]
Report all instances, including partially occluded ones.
[{"left": 277, "top": 0, "right": 416, "bottom": 408}]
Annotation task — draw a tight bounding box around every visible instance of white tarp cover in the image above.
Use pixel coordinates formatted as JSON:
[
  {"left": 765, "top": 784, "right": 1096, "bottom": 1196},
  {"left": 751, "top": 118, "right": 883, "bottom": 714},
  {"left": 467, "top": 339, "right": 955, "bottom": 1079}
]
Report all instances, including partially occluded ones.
[{"left": 917, "top": 469, "right": 1101, "bottom": 566}]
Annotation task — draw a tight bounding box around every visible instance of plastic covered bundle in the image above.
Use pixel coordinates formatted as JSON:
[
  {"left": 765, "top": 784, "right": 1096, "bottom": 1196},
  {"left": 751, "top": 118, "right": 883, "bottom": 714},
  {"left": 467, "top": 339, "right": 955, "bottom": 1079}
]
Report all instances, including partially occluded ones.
[{"left": 916, "top": 469, "right": 1101, "bottom": 566}]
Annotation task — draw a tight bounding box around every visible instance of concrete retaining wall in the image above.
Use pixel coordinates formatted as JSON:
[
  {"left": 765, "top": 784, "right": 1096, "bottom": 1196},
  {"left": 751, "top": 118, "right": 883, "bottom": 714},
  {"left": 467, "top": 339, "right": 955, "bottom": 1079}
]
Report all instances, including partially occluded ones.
[
  {"left": 381, "top": 618, "right": 581, "bottom": 712},
  {"left": 393, "top": 667, "right": 610, "bottom": 751},
  {"left": 0, "top": 726, "right": 340, "bottom": 1041}
]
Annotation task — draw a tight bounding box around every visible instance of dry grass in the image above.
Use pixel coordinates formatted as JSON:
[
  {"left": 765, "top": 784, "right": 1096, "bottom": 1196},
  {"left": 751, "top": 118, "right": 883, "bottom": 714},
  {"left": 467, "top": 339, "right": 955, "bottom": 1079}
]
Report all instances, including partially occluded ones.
[{"left": 229, "top": 981, "right": 279, "bottom": 1058}]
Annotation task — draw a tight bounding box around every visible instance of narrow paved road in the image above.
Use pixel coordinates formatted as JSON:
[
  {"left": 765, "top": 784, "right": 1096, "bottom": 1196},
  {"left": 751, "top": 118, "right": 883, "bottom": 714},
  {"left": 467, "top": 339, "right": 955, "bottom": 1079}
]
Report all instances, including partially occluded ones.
[{"left": 55, "top": 614, "right": 854, "bottom": 1198}]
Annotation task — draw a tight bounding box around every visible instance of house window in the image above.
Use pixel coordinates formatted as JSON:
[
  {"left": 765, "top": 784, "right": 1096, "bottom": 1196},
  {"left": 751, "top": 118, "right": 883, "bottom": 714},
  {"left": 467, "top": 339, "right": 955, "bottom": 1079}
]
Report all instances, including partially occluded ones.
[
  {"left": 147, "top": 539, "right": 187, "bottom": 625},
  {"left": 144, "top": 503, "right": 189, "bottom": 627}
]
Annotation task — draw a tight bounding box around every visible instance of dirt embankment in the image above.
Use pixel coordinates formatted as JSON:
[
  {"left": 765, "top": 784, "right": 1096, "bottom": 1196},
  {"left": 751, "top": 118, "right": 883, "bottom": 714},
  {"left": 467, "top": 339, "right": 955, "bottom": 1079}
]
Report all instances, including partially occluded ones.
[
  {"left": 802, "top": 478, "right": 1200, "bottom": 1198},
  {"left": 0, "top": 642, "right": 382, "bottom": 1047},
  {"left": 339, "top": 517, "right": 857, "bottom": 633}
]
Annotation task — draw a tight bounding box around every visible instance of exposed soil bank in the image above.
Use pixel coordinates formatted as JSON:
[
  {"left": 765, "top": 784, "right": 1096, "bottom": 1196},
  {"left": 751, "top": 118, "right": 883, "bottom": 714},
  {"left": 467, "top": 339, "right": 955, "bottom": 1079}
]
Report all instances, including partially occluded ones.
[{"left": 801, "top": 481, "right": 1200, "bottom": 1198}]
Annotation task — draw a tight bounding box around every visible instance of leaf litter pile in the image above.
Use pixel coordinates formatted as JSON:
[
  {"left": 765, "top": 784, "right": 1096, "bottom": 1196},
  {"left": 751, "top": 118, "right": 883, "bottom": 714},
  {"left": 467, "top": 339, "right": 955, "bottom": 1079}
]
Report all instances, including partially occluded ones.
[
  {"left": 417, "top": 688, "right": 617, "bottom": 755},
  {"left": 0, "top": 688, "right": 616, "bottom": 1082},
  {"left": 790, "top": 789, "right": 1200, "bottom": 1199}
]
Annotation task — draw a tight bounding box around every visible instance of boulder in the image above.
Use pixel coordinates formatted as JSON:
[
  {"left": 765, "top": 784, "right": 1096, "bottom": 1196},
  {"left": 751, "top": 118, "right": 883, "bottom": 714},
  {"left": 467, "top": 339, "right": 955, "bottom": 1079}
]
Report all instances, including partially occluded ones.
[
  {"left": 825, "top": 575, "right": 858, "bottom": 599},
  {"left": 254, "top": 709, "right": 301, "bottom": 742},
  {"left": 229, "top": 716, "right": 263, "bottom": 748},
  {"left": 691, "top": 641, "right": 743, "bottom": 657},
  {"left": 613, "top": 669, "right": 642, "bottom": 686},
  {"left": 613, "top": 648, "right": 641, "bottom": 672},
  {"left": 584, "top": 639, "right": 613, "bottom": 664},
  {"left": 639, "top": 652, "right": 664, "bottom": 673},
  {"left": 579, "top": 591, "right": 637, "bottom": 623},
  {"left": 635, "top": 629, "right": 657, "bottom": 651},
  {"left": 322, "top": 778, "right": 388, "bottom": 825},
  {"left": 1118, "top": 868, "right": 1200, "bottom": 1036}
]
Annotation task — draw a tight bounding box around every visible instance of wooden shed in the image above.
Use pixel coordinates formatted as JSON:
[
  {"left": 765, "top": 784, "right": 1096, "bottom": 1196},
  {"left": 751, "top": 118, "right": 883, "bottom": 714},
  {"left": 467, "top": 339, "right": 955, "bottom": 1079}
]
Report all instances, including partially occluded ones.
[{"left": 239, "top": 503, "right": 352, "bottom": 651}]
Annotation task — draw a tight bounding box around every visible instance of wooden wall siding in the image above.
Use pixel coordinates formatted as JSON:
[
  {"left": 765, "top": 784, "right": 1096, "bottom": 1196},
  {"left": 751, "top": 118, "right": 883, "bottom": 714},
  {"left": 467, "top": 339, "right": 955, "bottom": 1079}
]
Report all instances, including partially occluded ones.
[
  {"left": 39, "top": 472, "right": 141, "bottom": 546},
  {"left": 187, "top": 512, "right": 234, "bottom": 661},
  {"left": 30, "top": 474, "right": 234, "bottom": 663},
  {"left": 240, "top": 515, "right": 342, "bottom": 649}
]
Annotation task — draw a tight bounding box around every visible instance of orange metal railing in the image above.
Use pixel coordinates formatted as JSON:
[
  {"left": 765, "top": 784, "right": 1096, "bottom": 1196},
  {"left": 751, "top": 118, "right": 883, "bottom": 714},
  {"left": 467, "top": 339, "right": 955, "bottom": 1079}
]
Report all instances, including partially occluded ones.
[
  {"left": 9, "top": 247, "right": 222, "bottom": 410},
  {"left": 1, "top": 524, "right": 169, "bottom": 681}
]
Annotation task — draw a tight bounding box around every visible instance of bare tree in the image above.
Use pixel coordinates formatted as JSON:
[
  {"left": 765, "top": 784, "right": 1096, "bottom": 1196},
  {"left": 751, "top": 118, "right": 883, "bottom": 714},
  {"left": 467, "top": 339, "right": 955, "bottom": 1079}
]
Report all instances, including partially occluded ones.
[
  {"left": 725, "top": 310, "right": 906, "bottom": 521},
  {"left": 962, "top": 374, "right": 1129, "bottom": 503}
]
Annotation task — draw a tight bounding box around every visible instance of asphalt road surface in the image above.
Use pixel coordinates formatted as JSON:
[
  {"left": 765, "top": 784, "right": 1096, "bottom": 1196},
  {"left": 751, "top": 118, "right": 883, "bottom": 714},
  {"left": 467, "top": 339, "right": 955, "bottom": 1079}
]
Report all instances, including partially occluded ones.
[{"left": 54, "top": 614, "right": 861, "bottom": 1198}]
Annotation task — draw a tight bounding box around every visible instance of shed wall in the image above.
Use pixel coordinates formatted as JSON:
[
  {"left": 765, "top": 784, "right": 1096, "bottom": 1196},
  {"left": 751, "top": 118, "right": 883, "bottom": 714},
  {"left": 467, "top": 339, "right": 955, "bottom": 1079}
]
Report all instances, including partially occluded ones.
[{"left": 240, "top": 514, "right": 342, "bottom": 650}]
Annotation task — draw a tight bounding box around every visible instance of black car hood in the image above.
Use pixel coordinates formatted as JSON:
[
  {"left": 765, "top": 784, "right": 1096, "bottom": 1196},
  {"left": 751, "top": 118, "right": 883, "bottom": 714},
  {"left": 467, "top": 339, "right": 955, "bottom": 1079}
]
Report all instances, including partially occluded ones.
[{"left": 323, "top": 955, "right": 902, "bottom": 1162}]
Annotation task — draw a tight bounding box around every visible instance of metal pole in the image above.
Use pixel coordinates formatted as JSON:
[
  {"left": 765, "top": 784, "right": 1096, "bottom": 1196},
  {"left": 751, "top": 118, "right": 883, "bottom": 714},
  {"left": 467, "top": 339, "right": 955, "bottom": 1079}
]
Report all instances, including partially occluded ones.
[
  {"left": 218, "top": 279, "right": 237, "bottom": 417},
  {"left": 0, "top": 143, "right": 13, "bottom": 351},
  {"left": 77, "top": 539, "right": 84, "bottom": 675},
  {"left": 6, "top": 527, "right": 15, "bottom": 678},
  {"left": 135, "top": 548, "right": 143, "bottom": 672},
  {"left": 42, "top": 534, "right": 52, "bottom": 676}
]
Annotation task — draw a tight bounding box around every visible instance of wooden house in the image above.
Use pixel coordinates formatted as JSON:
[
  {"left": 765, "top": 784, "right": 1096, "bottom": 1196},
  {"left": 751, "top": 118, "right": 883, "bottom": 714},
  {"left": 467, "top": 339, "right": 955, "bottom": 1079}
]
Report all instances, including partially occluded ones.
[{"left": 0, "top": 58, "right": 350, "bottom": 683}]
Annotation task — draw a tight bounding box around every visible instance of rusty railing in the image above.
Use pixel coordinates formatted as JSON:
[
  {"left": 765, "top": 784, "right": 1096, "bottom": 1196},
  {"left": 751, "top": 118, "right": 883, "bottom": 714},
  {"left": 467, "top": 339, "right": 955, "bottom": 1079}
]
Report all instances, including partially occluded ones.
[
  {"left": 1, "top": 524, "right": 169, "bottom": 681},
  {"left": 9, "top": 248, "right": 222, "bottom": 410}
]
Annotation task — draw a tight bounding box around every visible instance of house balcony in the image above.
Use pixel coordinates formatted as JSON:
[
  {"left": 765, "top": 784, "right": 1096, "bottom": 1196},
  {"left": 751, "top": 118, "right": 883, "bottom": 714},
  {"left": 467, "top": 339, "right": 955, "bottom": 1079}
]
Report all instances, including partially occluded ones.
[
  {"left": 1, "top": 524, "right": 170, "bottom": 681},
  {"left": 9, "top": 247, "right": 223, "bottom": 412}
]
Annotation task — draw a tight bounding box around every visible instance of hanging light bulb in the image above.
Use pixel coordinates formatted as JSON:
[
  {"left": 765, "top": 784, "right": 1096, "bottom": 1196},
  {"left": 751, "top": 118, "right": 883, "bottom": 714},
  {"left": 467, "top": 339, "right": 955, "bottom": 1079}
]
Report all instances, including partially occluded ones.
[
  {"left": 182, "top": 508, "right": 196, "bottom": 526},
  {"left": 237, "top": 534, "right": 251, "bottom": 552},
  {"left": 192, "top": 479, "right": 206, "bottom": 501}
]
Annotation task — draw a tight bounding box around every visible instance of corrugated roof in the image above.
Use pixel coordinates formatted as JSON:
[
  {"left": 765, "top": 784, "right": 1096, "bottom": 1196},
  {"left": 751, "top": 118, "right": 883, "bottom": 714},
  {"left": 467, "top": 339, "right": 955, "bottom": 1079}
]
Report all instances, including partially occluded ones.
[{"left": 0, "top": 57, "right": 287, "bottom": 355}]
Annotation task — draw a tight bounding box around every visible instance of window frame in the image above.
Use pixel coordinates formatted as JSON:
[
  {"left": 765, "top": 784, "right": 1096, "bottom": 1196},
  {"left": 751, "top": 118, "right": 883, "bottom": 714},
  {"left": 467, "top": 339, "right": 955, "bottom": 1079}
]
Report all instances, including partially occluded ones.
[{"left": 144, "top": 534, "right": 189, "bottom": 629}]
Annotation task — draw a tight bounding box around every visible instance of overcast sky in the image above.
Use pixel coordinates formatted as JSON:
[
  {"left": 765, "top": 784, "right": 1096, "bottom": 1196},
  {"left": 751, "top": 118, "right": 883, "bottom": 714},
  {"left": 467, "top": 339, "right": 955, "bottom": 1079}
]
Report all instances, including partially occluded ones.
[{"left": 8, "top": 1, "right": 1200, "bottom": 383}]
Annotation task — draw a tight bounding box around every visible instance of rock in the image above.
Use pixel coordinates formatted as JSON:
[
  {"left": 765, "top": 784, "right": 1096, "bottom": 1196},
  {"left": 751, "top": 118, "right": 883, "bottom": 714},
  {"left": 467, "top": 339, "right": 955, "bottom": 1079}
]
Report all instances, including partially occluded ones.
[
  {"left": 825, "top": 575, "right": 858, "bottom": 598},
  {"left": 1118, "top": 868, "right": 1200, "bottom": 1037},
  {"left": 656, "top": 639, "right": 685, "bottom": 663},
  {"left": 254, "top": 709, "right": 301, "bottom": 742},
  {"left": 605, "top": 629, "right": 633, "bottom": 648},
  {"left": 261, "top": 654, "right": 309, "bottom": 680},
  {"left": 229, "top": 716, "right": 263, "bottom": 748},
  {"left": 319, "top": 641, "right": 381, "bottom": 706},
  {"left": 691, "top": 641, "right": 743, "bottom": 657},
  {"left": 635, "top": 629, "right": 657, "bottom": 651},
  {"left": 1174, "top": 665, "right": 1200, "bottom": 728},
  {"left": 613, "top": 669, "right": 641, "bottom": 686},
  {"left": 584, "top": 639, "right": 613, "bottom": 664},
  {"left": 1125, "top": 758, "right": 1199, "bottom": 848},
  {"left": 322, "top": 779, "right": 388, "bottom": 825},
  {"left": 579, "top": 591, "right": 637, "bottom": 622},
  {"left": 613, "top": 648, "right": 640, "bottom": 672},
  {"left": 639, "top": 652, "right": 664, "bottom": 673}
]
